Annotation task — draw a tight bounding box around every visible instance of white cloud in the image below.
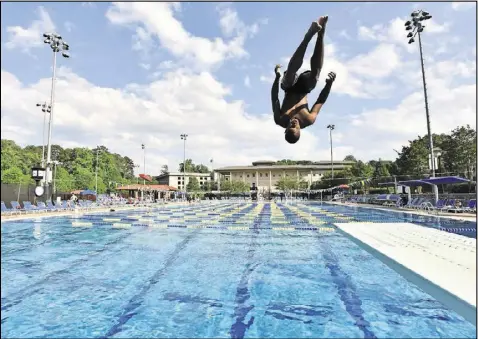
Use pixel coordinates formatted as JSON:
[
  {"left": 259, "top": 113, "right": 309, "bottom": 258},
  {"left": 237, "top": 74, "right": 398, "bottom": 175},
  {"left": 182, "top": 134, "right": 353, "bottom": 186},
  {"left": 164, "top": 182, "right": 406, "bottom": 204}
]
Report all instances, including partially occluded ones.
[
  {"left": 64, "top": 21, "right": 74, "bottom": 33},
  {"left": 216, "top": 3, "right": 266, "bottom": 39},
  {"left": 451, "top": 2, "right": 476, "bottom": 11},
  {"left": 105, "top": 2, "right": 258, "bottom": 71},
  {"left": 244, "top": 75, "right": 251, "bottom": 87},
  {"left": 338, "top": 29, "right": 351, "bottom": 40},
  {"left": 358, "top": 17, "right": 451, "bottom": 53},
  {"left": 4, "top": 6, "right": 55, "bottom": 52},
  {"left": 1, "top": 67, "right": 335, "bottom": 172},
  {"left": 347, "top": 44, "right": 401, "bottom": 79}
]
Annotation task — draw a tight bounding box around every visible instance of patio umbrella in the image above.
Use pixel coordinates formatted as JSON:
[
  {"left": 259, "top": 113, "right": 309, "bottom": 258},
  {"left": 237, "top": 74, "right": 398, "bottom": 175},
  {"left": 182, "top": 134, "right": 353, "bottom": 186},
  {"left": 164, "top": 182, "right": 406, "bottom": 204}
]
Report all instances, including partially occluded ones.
[{"left": 80, "top": 189, "right": 97, "bottom": 195}]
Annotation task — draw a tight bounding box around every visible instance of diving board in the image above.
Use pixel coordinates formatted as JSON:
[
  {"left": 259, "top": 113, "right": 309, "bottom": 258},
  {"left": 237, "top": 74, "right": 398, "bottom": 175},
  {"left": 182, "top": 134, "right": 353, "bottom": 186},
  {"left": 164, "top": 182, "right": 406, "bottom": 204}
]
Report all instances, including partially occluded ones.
[{"left": 335, "top": 222, "right": 477, "bottom": 326}]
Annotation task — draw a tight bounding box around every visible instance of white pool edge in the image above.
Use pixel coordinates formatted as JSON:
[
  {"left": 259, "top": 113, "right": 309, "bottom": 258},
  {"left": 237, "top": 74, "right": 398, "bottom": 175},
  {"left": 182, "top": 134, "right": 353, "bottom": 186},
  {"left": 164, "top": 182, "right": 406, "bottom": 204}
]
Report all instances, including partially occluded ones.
[{"left": 334, "top": 223, "right": 477, "bottom": 327}]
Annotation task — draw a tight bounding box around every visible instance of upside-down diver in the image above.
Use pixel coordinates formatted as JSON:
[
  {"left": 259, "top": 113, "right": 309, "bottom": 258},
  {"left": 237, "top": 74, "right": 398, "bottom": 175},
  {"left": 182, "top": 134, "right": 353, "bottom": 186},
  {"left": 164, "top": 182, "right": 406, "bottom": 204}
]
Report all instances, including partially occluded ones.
[{"left": 272, "top": 16, "right": 336, "bottom": 144}]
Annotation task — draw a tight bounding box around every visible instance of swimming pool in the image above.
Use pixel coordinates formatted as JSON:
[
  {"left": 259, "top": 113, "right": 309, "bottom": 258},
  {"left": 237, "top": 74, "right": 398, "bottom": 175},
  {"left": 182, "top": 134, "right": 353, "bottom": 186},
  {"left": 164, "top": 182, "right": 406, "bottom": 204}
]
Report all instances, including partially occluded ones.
[{"left": 1, "top": 202, "right": 476, "bottom": 338}]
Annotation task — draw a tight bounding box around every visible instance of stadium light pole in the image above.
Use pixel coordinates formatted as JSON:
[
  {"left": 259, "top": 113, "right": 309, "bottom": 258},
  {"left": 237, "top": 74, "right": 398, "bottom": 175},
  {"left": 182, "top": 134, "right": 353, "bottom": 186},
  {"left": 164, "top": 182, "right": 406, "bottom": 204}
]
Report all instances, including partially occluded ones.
[
  {"left": 327, "top": 124, "right": 335, "bottom": 179},
  {"left": 405, "top": 9, "right": 438, "bottom": 203},
  {"left": 36, "top": 102, "right": 51, "bottom": 168},
  {"left": 180, "top": 134, "right": 188, "bottom": 194},
  {"left": 141, "top": 143, "right": 146, "bottom": 186},
  {"left": 95, "top": 147, "right": 100, "bottom": 194},
  {"left": 43, "top": 32, "right": 70, "bottom": 201}
]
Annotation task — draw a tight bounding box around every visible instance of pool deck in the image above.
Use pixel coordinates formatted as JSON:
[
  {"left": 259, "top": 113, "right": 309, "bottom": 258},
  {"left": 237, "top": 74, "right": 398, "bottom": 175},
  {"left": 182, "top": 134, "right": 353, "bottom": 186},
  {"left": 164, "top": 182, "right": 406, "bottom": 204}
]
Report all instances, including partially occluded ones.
[
  {"left": 330, "top": 201, "right": 477, "bottom": 222},
  {"left": 335, "top": 222, "right": 477, "bottom": 326},
  {"left": 0, "top": 202, "right": 191, "bottom": 222}
]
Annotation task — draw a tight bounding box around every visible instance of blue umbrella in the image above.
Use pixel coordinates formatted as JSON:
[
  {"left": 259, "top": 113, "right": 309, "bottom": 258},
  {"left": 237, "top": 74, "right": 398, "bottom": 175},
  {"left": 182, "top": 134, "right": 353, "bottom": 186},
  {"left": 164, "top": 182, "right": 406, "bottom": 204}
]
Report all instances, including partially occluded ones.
[{"left": 80, "top": 189, "right": 97, "bottom": 195}]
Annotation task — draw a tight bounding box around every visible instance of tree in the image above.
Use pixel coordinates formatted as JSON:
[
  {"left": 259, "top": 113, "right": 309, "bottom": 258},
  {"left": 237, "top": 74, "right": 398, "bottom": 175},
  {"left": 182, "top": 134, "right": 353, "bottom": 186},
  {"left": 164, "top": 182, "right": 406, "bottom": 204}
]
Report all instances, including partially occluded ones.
[
  {"left": 160, "top": 165, "right": 169, "bottom": 174},
  {"left": 1, "top": 167, "right": 31, "bottom": 184},
  {"left": 178, "top": 159, "right": 210, "bottom": 173},
  {"left": 220, "top": 180, "right": 250, "bottom": 193},
  {"left": 343, "top": 155, "right": 357, "bottom": 162},
  {"left": 276, "top": 159, "right": 297, "bottom": 165},
  {"left": 186, "top": 177, "right": 201, "bottom": 191},
  {"left": 394, "top": 136, "right": 431, "bottom": 177},
  {"left": 350, "top": 161, "right": 374, "bottom": 179},
  {"left": 373, "top": 160, "right": 391, "bottom": 180},
  {"left": 275, "top": 176, "right": 308, "bottom": 191},
  {"left": 194, "top": 164, "right": 210, "bottom": 173},
  {"left": 203, "top": 180, "right": 218, "bottom": 191},
  {"left": 441, "top": 125, "right": 477, "bottom": 178}
]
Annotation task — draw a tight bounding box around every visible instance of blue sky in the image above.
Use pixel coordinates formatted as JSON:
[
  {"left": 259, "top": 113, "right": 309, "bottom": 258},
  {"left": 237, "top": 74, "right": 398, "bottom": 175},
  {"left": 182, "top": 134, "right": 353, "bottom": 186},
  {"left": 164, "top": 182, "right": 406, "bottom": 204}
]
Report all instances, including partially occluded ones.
[{"left": 1, "top": 1, "right": 476, "bottom": 174}]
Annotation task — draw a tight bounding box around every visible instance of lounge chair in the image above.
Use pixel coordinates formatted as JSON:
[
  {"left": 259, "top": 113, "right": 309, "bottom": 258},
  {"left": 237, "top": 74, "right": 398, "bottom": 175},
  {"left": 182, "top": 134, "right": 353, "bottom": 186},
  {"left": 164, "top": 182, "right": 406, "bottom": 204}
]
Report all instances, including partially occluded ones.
[
  {"left": 403, "top": 197, "right": 418, "bottom": 209},
  {"left": 447, "top": 199, "right": 474, "bottom": 213},
  {"left": 409, "top": 198, "right": 424, "bottom": 209},
  {"left": 384, "top": 194, "right": 401, "bottom": 207},
  {"left": 23, "top": 201, "right": 42, "bottom": 213},
  {"left": 463, "top": 199, "right": 477, "bottom": 213},
  {"left": 46, "top": 201, "right": 59, "bottom": 211},
  {"left": 1, "top": 201, "right": 18, "bottom": 215},
  {"left": 440, "top": 199, "right": 455, "bottom": 212},
  {"left": 10, "top": 201, "right": 26, "bottom": 213}
]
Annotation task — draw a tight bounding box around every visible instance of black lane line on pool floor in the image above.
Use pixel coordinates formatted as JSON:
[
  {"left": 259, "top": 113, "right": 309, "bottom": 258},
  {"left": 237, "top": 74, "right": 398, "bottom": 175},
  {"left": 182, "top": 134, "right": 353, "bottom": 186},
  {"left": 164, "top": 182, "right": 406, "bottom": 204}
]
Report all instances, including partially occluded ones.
[
  {"left": 101, "top": 229, "right": 203, "bottom": 339},
  {"left": 1, "top": 228, "right": 142, "bottom": 313},
  {"left": 229, "top": 203, "right": 266, "bottom": 339},
  {"left": 279, "top": 204, "right": 377, "bottom": 339}
]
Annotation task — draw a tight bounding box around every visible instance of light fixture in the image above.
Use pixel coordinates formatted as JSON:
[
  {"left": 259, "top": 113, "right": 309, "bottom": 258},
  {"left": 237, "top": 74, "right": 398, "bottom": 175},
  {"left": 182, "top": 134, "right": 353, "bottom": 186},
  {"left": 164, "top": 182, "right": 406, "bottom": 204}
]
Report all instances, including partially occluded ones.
[
  {"left": 408, "top": 38, "right": 415, "bottom": 44},
  {"left": 404, "top": 20, "right": 411, "bottom": 26},
  {"left": 407, "top": 32, "right": 413, "bottom": 38}
]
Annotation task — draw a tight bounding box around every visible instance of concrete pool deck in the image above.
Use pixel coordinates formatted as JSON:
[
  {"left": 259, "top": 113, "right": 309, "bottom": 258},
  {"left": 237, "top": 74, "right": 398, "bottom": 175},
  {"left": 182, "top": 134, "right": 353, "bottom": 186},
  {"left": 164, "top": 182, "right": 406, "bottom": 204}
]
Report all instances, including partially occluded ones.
[
  {"left": 0, "top": 202, "right": 192, "bottom": 222},
  {"left": 335, "top": 222, "right": 477, "bottom": 326},
  {"left": 328, "top": 201, "right": 477, "bottom": 222}
]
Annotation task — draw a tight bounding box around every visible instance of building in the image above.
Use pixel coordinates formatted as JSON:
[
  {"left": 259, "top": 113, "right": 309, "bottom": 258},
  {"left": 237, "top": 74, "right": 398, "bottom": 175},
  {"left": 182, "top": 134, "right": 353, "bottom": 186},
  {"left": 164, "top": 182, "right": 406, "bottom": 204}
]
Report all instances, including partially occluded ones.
[
  {"left": 156, "top": 172, "right": 212, "bottom": 191},
  {"left": 214, "top": 160, "right": 354, "bottom": 193},
  {"left": 116, "top": 184, "right": 177, "bottom": 200}
]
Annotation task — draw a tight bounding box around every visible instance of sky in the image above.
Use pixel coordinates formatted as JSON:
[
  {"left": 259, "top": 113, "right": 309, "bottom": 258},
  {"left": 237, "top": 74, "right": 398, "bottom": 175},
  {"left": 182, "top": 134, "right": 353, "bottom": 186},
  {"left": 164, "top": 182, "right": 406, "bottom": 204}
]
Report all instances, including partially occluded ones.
[{"left": 1, "top": 1, "right": 476, "bottom": 175}]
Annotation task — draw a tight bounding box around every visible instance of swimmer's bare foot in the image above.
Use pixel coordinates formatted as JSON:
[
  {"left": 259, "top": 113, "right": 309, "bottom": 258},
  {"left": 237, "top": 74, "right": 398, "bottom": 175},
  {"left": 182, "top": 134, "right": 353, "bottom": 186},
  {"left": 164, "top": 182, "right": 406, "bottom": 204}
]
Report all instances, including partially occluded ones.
[
  {"left": 318, "top": 15, "right": 328, "bottom": 29},
  {"left": 306, "top": 21, "right": 320, "bottom": 37}
]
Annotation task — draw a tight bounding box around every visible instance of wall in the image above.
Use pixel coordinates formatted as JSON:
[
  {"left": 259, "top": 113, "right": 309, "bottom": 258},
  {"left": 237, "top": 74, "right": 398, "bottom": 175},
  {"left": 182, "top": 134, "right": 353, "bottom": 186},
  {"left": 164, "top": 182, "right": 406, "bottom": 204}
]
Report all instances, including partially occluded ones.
[
  {"left": 220, "top": 169, "right": 325, "bottom": 191},
  {"left": 1, "top": 183, "right": 36, "bottom": 207}
]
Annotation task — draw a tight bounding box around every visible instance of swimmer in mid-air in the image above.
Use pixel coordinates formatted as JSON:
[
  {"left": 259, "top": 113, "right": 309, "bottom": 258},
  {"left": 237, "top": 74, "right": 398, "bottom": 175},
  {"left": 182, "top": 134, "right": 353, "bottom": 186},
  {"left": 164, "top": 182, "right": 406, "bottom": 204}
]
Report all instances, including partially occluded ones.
[{"left": 272, "top": 16, "right": 336, "bottom": 144}]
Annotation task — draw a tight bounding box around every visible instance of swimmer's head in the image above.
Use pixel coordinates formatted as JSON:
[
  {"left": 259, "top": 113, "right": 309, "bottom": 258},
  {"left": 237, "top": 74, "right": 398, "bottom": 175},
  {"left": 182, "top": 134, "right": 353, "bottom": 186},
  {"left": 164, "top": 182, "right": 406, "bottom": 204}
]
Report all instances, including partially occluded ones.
[{"left": 285, "top": 119, "right": 300, "bottom": 144}]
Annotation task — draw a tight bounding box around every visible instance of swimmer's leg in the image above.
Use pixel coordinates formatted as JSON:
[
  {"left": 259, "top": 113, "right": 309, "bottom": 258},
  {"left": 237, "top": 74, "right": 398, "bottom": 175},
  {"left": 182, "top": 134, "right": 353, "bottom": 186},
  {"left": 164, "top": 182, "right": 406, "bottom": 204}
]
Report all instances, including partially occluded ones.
[
  {"left": 283, "top": 21, "right": 321, "bottom": 87},
  {"left": 310, "top": 15, "right": 328, "bottom": 81}
]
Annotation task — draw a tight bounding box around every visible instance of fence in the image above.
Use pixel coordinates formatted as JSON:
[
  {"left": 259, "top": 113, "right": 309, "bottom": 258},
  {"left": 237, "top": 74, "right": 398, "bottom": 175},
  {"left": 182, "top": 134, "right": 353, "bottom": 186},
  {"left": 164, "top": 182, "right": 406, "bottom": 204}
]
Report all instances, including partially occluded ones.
[
  {"left": 0, "top": 183, "right": 73, "bottom": 208},
  {"left": 1, "top": 183, "right": 37, "bottom": 206}
]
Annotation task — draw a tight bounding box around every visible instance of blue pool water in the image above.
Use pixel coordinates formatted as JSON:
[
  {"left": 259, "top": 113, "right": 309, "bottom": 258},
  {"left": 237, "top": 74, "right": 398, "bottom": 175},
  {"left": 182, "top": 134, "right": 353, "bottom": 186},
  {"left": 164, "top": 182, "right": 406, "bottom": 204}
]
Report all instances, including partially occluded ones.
[{"left": 1, "top": 202, "right": 476, "bottom": 338}]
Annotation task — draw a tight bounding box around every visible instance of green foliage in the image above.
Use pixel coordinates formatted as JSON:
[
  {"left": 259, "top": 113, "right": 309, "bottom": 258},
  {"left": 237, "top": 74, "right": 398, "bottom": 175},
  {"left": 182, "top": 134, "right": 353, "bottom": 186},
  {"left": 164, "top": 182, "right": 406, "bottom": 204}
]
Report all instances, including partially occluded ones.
[
  {"left": 202, "top": 180, "right": 218, "bottom": 191},
  {"left": 343, "top": 155, "right": 357, "bottom": 162},
  {"left": 1, "top": 140, "right": 137, "bottom": 193},
  {"left": 186, "top": 177, "right": 201, "bottom": 191},
  {"left": 220, "top": 180, "right": 250, "bottom": 193},
  {"left": 350, "top": 161, "right": 374, "bottom": 179},
  {"left": 440, "top": 125, "right": 476, "bottom": 178},
  {"left": 178, "top": 159, "right": 210, "bottom": 173},
  {"left": 275, "top": 176, "right": 308, "bottom": 191},
  {"left": 373, "top": 160, "right": 391, "bottom": 179}
]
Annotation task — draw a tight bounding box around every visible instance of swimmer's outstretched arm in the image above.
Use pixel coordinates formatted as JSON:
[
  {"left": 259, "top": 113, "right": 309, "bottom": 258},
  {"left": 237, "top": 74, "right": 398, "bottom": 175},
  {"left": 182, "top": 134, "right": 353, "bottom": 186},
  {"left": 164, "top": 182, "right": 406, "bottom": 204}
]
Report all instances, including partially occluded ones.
[
  {"left": 272, "top": 64, "right": 282, "bottom": 125},
  {"left": 309, "top": 72, "right": 336, "bottom": 122}
]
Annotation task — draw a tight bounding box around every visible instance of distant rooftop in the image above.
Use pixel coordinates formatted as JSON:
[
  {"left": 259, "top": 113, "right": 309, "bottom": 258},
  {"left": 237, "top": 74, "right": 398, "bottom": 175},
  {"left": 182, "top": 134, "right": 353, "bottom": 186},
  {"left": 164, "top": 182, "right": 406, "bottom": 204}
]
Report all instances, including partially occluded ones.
[{"left": 215, "top": 160, "right": 355, "bottom": 172}]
